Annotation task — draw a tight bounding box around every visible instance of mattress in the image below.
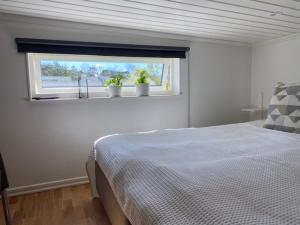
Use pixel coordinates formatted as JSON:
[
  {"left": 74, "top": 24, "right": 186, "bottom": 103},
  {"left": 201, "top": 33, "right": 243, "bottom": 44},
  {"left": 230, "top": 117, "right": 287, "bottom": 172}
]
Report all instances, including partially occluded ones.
[{"left": 94, "top": 123, "right": 300, "bottom": 225}]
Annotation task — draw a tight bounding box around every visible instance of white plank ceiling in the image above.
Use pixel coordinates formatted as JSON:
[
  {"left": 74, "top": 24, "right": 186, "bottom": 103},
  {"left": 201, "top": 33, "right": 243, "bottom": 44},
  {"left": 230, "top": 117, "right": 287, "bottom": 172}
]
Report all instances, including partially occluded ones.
[{"left": 0, "top": 0, "right": 300, "bottom": 43}]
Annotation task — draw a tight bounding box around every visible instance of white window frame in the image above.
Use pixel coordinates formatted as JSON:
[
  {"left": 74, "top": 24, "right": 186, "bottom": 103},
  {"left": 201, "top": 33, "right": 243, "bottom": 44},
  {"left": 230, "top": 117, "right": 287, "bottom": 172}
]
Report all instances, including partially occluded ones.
[{"left": 27, "top": 53, "right": 180, "bottom": 99}]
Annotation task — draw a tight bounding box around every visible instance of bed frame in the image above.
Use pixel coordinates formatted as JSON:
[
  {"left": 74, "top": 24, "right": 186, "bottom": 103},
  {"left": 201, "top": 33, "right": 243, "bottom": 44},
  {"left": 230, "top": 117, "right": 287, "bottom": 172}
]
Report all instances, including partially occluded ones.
[{"left": 95, "top": 161, "right": 131, "bottom": 225}]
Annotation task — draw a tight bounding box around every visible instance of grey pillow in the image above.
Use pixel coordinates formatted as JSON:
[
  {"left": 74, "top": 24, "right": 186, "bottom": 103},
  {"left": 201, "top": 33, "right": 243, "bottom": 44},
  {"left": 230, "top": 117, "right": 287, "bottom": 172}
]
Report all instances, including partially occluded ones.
[{"left": 263, "top": 82, "right": 300, "bottom": 134}]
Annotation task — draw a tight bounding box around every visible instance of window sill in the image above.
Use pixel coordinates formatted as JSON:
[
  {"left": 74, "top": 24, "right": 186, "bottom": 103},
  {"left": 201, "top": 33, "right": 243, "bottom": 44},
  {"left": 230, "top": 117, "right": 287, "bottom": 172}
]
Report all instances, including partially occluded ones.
[{"left": 27, "top": 93, "right": 183, "bottom": 102}]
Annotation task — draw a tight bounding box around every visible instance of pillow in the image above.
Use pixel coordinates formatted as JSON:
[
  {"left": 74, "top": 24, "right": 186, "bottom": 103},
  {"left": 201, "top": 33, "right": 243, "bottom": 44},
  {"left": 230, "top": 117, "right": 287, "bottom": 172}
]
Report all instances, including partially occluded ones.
[{"left": 263, "top": 82, "right": 300, "bottom": 134}]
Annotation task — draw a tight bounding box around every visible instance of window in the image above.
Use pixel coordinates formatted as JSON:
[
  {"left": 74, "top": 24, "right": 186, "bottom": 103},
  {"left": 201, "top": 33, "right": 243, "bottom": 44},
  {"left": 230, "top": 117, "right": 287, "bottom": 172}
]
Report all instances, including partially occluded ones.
[{"left": 27, "top": 53, "right": 180, "bottom": 99}]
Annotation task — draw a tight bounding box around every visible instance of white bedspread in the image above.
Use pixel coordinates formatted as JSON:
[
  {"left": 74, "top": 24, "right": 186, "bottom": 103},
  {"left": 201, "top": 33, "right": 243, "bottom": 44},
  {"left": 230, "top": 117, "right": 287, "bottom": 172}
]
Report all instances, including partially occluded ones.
[{"left": 94, "top": 123, "right": 300, "bottom": 225}]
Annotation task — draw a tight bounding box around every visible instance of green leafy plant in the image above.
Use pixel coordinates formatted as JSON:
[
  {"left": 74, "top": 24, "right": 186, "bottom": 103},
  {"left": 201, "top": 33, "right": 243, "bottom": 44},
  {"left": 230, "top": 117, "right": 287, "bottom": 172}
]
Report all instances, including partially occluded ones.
[
  {"left": 135, "top": 69, "right": 150, "bottom": 85},
  {"left": 104, "top": 74, "right": 124, "bottom": 87}
]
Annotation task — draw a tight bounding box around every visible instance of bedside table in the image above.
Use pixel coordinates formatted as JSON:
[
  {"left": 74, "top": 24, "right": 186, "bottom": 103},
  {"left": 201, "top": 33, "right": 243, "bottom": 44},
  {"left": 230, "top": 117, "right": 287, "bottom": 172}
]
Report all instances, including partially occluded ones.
[{"left": 241, "top": 107, "right": 267, "bottom": 121}]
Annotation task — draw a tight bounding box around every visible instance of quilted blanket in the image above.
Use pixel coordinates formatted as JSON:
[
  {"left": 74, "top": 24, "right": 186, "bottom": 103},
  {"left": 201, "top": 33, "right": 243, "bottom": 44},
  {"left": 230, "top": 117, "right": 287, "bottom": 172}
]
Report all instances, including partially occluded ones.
[{"left": 94, "top": 123, "right": 300, "bottom": 225}]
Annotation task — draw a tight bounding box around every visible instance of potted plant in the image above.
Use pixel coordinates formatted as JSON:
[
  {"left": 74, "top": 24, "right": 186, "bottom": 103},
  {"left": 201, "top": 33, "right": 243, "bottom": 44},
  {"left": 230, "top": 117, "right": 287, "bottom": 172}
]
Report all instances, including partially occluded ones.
[
  {"left": 135, "top": 69, "right": 150, "bottom": 97},
  {"left": 104, "top": 74, "right": 124, "bottom": 97}
]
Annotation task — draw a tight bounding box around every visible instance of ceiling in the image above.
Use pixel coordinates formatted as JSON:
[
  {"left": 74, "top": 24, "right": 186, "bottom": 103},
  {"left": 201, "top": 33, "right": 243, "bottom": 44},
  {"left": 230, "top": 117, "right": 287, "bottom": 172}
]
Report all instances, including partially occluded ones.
[{"left": 0, "top": 0, "right": 300, "bottom": 44}]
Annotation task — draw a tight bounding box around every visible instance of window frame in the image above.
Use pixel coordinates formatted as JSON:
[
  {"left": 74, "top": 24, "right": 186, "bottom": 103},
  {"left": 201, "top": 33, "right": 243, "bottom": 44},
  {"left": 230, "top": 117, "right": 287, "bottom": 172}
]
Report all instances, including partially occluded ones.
[{"left": 27, "top": 53, "right": 180, "bottom": 99}]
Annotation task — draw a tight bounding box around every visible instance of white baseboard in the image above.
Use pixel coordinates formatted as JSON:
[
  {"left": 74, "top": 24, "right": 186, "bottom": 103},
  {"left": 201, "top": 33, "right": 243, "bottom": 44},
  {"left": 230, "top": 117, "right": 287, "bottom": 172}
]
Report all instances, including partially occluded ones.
[{"left": 7, "top": 176, "right": 89, "bottom": 197}]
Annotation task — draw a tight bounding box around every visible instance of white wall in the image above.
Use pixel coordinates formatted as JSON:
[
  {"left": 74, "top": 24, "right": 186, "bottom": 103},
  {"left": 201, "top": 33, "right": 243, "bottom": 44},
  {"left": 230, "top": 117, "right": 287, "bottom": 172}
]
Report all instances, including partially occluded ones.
[
  {"left": 0, "top": 13, "right": 251, "bottom": 190},
  {"left": 251, "top": 36, "right": 300, "bottom": 107},
  {"left": 189, "top": 42, "right": 252, "bottom": 127}
]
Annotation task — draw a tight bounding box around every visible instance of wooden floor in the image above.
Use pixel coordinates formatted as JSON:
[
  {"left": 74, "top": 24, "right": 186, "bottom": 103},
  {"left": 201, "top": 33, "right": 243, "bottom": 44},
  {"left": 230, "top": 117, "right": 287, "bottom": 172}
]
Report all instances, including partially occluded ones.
[{"left": 0, "top": 184, "right": 111, "bottom": 225}]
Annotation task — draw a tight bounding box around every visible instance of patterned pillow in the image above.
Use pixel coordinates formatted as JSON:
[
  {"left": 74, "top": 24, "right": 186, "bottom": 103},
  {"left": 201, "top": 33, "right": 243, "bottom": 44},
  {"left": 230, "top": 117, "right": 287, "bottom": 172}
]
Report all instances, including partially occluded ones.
[{"left": 263, "top": 82, "right": 300, "bottom": 134}]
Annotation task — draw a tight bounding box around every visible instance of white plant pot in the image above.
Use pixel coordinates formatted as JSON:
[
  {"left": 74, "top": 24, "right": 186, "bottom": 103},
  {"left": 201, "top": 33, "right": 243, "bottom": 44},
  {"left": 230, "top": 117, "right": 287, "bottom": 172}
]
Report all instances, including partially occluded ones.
[
  {"left": 108, "top": 85, "right": 122, "bottom": 97},
  {"left": 136, "top": 83, "right": 150, "bottom": 97}
]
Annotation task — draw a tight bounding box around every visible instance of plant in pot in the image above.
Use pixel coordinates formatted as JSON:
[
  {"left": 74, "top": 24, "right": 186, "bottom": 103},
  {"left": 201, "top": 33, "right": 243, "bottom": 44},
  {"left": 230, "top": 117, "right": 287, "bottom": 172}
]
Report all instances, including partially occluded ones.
[
  {"left": 104, "top": 74, "right": 124, "bottom": 97},
  {"left": 135, "top": 69, "right": 150, "bottom": 97}
]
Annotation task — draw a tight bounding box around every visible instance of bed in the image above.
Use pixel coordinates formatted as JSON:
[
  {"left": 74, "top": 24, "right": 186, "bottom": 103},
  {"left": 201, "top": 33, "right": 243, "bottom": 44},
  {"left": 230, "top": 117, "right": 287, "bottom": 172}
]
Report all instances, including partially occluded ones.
[
  {"left": 94, "top": 122, "right": 300, "bottom": 225},
  {"left": 93, "top": 82, "right": 300, "bottom": 225}
]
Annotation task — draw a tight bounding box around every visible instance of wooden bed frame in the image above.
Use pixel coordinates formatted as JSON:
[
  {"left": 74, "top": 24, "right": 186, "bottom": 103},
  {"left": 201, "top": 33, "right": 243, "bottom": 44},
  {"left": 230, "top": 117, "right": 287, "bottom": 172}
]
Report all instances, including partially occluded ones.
[{"left": 95, "top": 161, "right": 131, "bottom": 225}]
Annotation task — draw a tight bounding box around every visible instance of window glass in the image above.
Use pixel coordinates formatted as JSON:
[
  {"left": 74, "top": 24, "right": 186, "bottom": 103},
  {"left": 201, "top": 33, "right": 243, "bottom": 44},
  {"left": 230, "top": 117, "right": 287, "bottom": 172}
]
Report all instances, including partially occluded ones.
[{"left": 40, "top": 60, "right": 164, "bottom": 88}]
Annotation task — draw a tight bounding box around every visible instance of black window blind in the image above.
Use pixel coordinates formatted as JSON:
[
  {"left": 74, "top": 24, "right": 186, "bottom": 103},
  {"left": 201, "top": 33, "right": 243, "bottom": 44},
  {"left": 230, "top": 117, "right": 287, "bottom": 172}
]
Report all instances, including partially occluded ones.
[{"left": 16, "top": 38, "right": 190, "bottom": 58}]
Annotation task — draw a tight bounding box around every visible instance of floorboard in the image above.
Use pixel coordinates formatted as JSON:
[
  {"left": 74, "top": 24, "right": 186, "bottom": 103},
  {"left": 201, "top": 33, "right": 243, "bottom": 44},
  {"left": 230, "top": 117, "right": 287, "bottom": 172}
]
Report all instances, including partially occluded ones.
[{"left": 0, "top": 184, "right": 111, "bottom": 225}]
